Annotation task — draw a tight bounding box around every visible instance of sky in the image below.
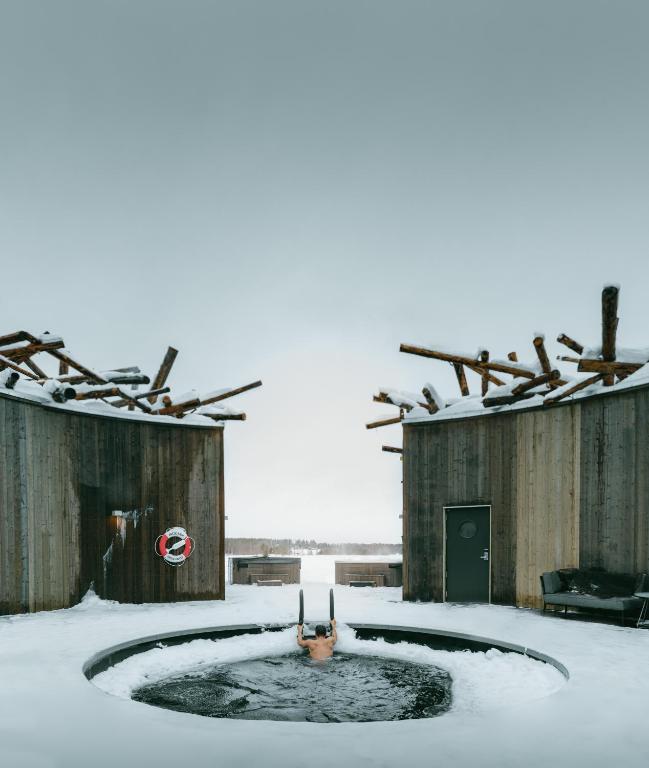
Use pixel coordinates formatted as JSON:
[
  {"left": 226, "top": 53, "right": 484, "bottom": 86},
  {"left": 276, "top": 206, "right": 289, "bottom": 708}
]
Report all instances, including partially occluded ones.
[{"left": 1, "top": 1, "right": 649, "bottom": 542}]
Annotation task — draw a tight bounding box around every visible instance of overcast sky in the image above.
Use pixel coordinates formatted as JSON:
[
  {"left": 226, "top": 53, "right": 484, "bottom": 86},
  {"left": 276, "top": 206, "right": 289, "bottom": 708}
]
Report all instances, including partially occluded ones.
[{"left": 2, "top": 1, "right": 648, "bottom": 542}]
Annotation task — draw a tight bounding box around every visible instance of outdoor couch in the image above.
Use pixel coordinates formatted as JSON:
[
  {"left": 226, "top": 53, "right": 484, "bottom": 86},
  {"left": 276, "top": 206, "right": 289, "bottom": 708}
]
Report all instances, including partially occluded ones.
[{"left": 540, "top": 569, "right": 648, "bottom": 625}]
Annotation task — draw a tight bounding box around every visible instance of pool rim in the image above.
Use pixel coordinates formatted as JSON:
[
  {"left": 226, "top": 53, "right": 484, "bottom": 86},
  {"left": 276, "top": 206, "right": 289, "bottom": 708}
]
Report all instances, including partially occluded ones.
[{"left": 83, "top": 622, "right": 570, "bottom": 681}]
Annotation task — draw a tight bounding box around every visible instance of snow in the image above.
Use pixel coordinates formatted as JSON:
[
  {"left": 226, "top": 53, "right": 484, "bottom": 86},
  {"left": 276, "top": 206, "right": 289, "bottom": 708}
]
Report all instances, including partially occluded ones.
[
  {"left": 423, "top": 382, "right": 445, "bottom": 410},
  {"left": 376, "top": 387, "right": 422, "bottom": 410},
  {"left": 1, "top": 570, "right": 648, "bottom": 768},
  {"left": 92, "top": 624, "right": 564, "bottom": 714},
  {"left": 197, "top": 403, "right": 243, "bottom": 417},
  {"left": 0, "top": 384, "right": 220, "bottom": 428}
]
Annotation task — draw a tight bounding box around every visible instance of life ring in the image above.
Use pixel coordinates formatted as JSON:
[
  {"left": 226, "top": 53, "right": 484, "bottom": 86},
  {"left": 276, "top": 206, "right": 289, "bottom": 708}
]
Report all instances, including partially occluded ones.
[{"left": 155, "top": 526, "right": 194, "bottom": 566}]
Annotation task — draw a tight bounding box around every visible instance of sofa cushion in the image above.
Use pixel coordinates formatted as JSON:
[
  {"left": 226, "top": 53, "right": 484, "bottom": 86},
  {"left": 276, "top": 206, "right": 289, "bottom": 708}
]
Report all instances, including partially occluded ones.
[
  {"left": 543, "top": 593, "right": 642, "bottom": 611},
  {"left": 541, "top": 571, "right": 563, "bottom": 595},
  {"left": 560, "top": 568, "right": 637, "bottom": 598}
]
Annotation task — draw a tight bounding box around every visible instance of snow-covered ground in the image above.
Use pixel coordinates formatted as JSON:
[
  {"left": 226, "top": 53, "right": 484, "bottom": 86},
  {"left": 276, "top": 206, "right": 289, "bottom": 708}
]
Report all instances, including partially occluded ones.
[{"left": 2, "top": 578, "right": 648, "bottom": 768}]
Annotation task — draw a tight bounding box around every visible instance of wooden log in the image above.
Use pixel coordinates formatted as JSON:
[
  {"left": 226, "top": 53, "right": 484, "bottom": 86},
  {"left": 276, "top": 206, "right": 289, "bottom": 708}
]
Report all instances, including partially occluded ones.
[
  {"left": 47, "top": 350, "right": 107, "bottom": 384},
  {"left": 49, "top": 386, "right": 77, "bottom": 403},
  {"left": 22, "top": 358, "right": 48, "bottom": 379},
  {"left": 149, "top": 346, "right": 178, "bottom": 403},
  {"left": 479, "top": 350, "right": 489, "bottom": 396},
  {"left": 421, "top": 387, "right": 440, "bottom": 414},
  {"left": 156, "top": 381, "right": 263, "bottom": 417},
  {"left": 0, "top": 330, "right": 36, "bottom": 348},
  {"left": 544, "top": 374, "right": 602, "bottom": 405},
  {"left": 58, "top": 359, "right": 69, "bottom": 376},
  {"left": 601, "top": 285, "right": 619, "bottom": 385},
  {"left": 4, "top": 339, "right": 65, "bottom": 359},
  {"left": 373, "top": 392, "right": 431, "bottom": 412},
  {"left": 507, "top": 352, "right": 518, "bottom": 362},
  {"left": 75, "top": 387, "right": 122, "bottom": 400},
  {"left": 465, "top": 364, "right": 505, "bottom": 386},
  {"left": 200, "top": 380, "right": 262, "bottom": 406},
  {"left": 483, "top": 392, "right": 536, "bottom": 408},
  {"left": 366, "top": 415, "right": 403, "bottom": 430},
  {"left": 105, "top": 373, "right": 150, "bottom": 385},
  {"left": 155, "top": 397, "right": 201, "bottom": 416},
  {"left": 382, "top": 445, "right": 403, "bottom": 454},
  {"left": 399, "top": 344, "right": 536, "bottom": 379},
  {"left": 556, "top": 334, "right": 584, "bottom": 355},
  {"left": 0, "top": 354, "right": 40, "bottom": 380},
  {"left": 577, "top": 359, "right": 642, "bottom": 376},
  {"left": 558, "top": 355, "right": 581, "bottom": 364},
  {"left": 533, "top": 337, "right": 566, "bottom": 388},
  {"left": 111, "top": 386, "right": 171, "bottom": 408},
  {"left": 533, "top": 336, "right": 552, "bottom": 374},
  {"left": 115, "top": 390, "right": 152, "bottom": 413},
  {"left": 39, "top": 373, "right": 87, "bottom": 384},
  {"left": 202, "top": 412, "right": 247, "bottom": 422},
  {"left": 45, "top": 370, "right": 150, "bottom": 386},
  {"left": 2, "top": 371, "right": 20, "bottom": 389},
  {"left": 74, "top": 386, "right": 151, "bottom": 412},
  {"left": 512, "top": 369, "right": 561, "bottom": 396},
  {"left": 453, "top": 362, "right": 470, "bottom": 397},
  {"left": 373, "top": 394, "right": 414, "bottom": 411}
]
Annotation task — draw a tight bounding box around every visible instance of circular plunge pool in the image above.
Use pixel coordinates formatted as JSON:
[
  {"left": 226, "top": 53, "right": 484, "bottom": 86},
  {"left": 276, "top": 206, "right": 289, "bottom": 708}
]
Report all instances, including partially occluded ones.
[
  {"left": 134, "top": 652, "right": 452, "bottom": 722},
  {"left": 86, "top": 623, "right": 568, "bottom": 724}
]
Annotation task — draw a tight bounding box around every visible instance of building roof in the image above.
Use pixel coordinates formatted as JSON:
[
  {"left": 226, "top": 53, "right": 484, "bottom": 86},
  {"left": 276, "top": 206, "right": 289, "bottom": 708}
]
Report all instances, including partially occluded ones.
[
  {"left": 0, "top": 328, "right": 261, "bottom": 427},
  {"left": 369, "top": 285, "right": 649, "bottom": 431}
]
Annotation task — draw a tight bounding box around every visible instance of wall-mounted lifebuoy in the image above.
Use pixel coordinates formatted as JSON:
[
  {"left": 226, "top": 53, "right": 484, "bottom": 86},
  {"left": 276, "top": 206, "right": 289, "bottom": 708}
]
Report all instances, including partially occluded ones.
[{"left": 155, "top": 526, "right": 194, "bottom": 566}]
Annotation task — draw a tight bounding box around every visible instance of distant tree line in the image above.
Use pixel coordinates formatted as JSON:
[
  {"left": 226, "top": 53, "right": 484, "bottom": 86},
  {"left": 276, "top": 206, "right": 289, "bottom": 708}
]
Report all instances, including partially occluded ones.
[{"left": 225, "top": 538, "right": 402, "bottom": 556}]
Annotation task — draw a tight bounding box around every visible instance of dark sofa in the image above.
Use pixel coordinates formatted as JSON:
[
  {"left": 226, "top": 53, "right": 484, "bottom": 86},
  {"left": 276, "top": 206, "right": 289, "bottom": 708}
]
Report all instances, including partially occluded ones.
[{"left": 540, "top": 569, "right": 648, "bottom": 625}]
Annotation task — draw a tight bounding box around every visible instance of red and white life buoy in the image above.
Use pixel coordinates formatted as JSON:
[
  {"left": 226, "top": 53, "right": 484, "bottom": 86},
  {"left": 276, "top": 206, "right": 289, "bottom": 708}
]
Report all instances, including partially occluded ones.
[{"left": 155, "top": 526, "right": 194, "bottom": 566}]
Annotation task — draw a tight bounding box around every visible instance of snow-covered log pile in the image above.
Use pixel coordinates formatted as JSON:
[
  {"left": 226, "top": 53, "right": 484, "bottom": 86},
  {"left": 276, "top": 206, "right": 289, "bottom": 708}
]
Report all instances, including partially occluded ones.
[
  {"left": 368, "top": 284, "right": 649, "bottom": 433},
  {"left": 0, "top": 329, "right": 261, "bottom": 424}
]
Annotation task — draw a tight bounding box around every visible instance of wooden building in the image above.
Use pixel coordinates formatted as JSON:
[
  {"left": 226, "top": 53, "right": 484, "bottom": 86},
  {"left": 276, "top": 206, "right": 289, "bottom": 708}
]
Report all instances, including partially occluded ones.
[
  {"left": 0, "top": 330, "right": 261, "bottom": 614},
  {"left": 369, "top": 286, "right": 649, "bottom": 608},
  {"left": 229, "top": 556, "right": 301, "bottom": 585},
  {"left": 335, "top": 560, "right": 403, "bottom": 587}
]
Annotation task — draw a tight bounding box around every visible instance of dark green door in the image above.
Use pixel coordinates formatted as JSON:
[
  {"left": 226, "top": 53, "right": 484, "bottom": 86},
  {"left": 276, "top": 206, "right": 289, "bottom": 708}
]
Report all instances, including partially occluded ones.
[{"left": 445, "top": 506, "right": 490, "bottom": 603}]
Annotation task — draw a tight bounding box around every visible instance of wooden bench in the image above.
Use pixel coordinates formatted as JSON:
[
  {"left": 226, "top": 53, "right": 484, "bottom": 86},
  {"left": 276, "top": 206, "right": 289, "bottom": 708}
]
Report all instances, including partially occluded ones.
[
  {"left": 345, "top": 573, "right": 384, "bottom": 587},
  {"left": 256, "top": 579, "right": 284, "bottom": 587}
]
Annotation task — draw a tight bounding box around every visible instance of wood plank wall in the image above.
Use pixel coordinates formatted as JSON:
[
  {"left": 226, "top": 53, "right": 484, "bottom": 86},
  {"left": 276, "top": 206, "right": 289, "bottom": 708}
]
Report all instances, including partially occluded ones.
[
  {"left": 515, "top": 408, "right": 580, "bottom": 607},
  {"left": 403, "top": 415, "right": 517, "bottom": 603},
  {"left": 403, "top": 386, "right": 649, "bottom": 607},
  {"left": 334, "top": 561, "right": 403, "bottom": 587},
  {"left": 0, "top": 393, "right": 224, "bottom": 614},
  {"left": 230, "top": 558, "right": 301, "bottom": 584},
  {"left": 580, "top": 388, "right": 649, "bottom": 574}
]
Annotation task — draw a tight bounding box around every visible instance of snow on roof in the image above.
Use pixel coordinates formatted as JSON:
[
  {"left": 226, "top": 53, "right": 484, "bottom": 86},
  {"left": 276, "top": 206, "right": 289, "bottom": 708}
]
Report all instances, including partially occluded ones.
[
  {"left": 404, "top": 363, "right": 649, "bottom": 425},
  {"left": 0, "top": 328, "right": 261, "bottom": 428},
  {"left": 381, "top": 288, "right": 649, "bottom": 429}
]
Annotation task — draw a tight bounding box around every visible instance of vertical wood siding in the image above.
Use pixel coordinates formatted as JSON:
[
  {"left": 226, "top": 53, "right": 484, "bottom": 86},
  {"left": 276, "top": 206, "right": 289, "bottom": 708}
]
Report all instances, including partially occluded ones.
[
  {"left": 403, "top": 387, "right": 649, "bottom": 607},
  {"left": 579, "top": 389, "right": 649, "bottom": 574},
  {"left": 0, "top": 394, "right": 224, "bottom": 614},
  {"left": 515, "top": 408, "right": 580, "bottom": 608},
  {"left": 334, "top": 561, "right": 403, "bottom": 587}
]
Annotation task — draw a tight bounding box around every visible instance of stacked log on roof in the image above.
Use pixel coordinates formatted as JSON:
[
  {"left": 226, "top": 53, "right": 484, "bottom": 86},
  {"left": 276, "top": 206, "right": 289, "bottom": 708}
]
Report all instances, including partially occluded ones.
[
  {"left": 368, "top": 285, "right": 648, "bottom": 431},
  {"left": 0, "top": 330, "right": 261, "bottom": 423}
]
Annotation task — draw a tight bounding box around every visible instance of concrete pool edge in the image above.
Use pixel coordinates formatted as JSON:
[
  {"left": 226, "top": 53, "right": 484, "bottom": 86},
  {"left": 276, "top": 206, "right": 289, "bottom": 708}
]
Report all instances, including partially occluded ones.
[{"left": 83, "top": 622, "right": 570, "bottom": 681}]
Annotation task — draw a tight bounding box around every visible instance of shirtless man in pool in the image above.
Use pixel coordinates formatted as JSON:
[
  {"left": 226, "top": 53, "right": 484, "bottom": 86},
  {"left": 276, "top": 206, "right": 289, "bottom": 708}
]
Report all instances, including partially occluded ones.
[{"left": 297, "top": 619, "right": 337, "bottom": 660}]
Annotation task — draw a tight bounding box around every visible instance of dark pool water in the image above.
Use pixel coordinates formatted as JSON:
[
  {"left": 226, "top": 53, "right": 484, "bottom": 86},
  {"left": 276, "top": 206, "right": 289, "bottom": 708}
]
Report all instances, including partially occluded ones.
[{"left": 133, "top": 652, "right": 452, "bottom": 722}]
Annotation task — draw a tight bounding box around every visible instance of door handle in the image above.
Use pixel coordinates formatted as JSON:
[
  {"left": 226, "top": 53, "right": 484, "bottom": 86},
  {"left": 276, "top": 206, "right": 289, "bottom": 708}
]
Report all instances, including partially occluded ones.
[{"left": 480, "top": 549, "right": 489, "bottom": 561}]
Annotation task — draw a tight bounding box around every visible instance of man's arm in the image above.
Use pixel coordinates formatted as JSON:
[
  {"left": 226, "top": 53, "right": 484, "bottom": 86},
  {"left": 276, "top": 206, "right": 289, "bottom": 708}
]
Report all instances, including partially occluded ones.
[
  {"left": 329, "top": 618, "right": 337, "bottom": 645},
  {"left": 297, "top": 623, "right": 310, "bottom": 648}
]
